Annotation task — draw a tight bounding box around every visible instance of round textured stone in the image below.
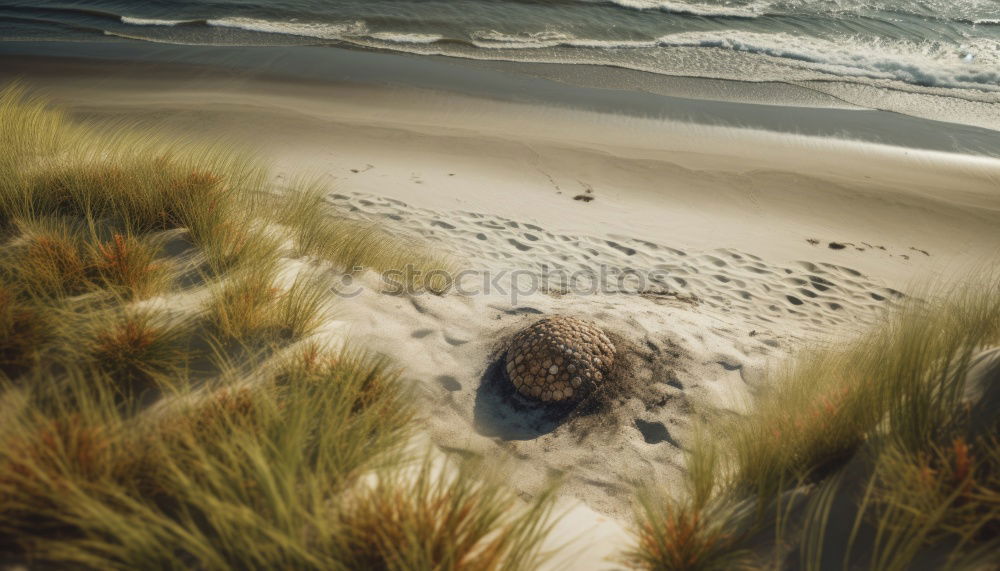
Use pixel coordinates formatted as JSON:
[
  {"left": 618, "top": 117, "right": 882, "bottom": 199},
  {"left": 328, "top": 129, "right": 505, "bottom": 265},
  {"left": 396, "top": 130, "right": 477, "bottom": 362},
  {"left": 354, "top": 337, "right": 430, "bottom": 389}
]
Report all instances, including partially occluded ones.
[{"left": 506, "top": 316, "right": 615, "bottom": 403}]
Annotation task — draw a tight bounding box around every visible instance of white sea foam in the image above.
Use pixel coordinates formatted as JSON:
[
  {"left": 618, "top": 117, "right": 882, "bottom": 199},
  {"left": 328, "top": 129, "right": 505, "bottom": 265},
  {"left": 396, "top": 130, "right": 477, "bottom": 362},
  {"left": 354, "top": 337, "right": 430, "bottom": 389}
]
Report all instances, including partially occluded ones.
[
  {"left": 205, "top": 17, "right": 367, "bottom": 39},
  {"left": 368, "top": 31, "right": 443, "bottom": 44},
  {"left": 653, "top": 31, "right": 1000, "bottom": 90},
  {"left": 121, "top": 16, "right": 193, "bottom": 26},
  {"left": 121, "top": 12, "right": 999, "bottom": 92},
  {"left": 133, "top": 15, "right": 438, "bottom": 45},
  {"left": 460, "top": 29, "right": 1000, "bottom": 91},
  {"left": 598, "top": 0, "right": 1000, "bottom": 23},
  {"left": 601, "top": 0, "right": 772, "bottom": 18},
  {"left": 470, "top": 29, "right": 655, "bottom": 49}
]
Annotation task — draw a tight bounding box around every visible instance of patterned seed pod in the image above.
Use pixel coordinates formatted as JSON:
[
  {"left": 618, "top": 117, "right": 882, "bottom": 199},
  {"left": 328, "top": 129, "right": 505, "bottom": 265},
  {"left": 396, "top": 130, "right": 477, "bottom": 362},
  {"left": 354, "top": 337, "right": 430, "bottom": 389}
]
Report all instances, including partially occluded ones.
[{"left": 506, "top": 316, "right": 615, "bottom": 403}]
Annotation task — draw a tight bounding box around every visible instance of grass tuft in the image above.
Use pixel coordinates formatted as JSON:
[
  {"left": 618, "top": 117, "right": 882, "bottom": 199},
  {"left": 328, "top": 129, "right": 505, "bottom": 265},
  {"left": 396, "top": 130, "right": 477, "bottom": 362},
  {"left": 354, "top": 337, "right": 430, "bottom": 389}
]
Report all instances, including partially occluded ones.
[
  {"left": 628, "top": 276, "right": 1000, "bottom": 569},
  {"left": 82, "top": 309, "right": 189, "bottom": 394},
  {"left": 866, "top": 432, "right": 1000, "bottom": 569},
  {"left": 624, "top": 493, "right": 755, "bottom": 571},
  {"left": 279, "top": 184, "right": 460, "bottom": 294},
  {"left": 713, "top": 279, "right": 1000, "bottom": 498},
  {"left": 206, "top": 266, "right": 280, "bottom": 342},
  {"left": 90, "top": 232, "right": 169, "bottom": 299},
  {"left": 336, "top": 458, "right": 558, "bottom": 571},
  {"left": 12, "top": 219, "right": 90, "bottom": 298},
  {"left": 0, "top": 285, "right": 48, "bottom": 377},
  {"left": 0, "top": 84, "right": 555, "bottom": 569}
]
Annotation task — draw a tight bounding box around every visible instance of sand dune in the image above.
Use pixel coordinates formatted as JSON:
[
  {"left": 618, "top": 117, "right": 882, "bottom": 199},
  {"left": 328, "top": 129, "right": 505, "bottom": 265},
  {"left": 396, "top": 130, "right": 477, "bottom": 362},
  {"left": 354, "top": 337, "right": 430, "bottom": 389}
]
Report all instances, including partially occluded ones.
[
  {"left": 7, "top": 60, "right": 999, "bottom": 568},
  {"left": 330, "top": 189, "right": 905, "bottom": 522}
]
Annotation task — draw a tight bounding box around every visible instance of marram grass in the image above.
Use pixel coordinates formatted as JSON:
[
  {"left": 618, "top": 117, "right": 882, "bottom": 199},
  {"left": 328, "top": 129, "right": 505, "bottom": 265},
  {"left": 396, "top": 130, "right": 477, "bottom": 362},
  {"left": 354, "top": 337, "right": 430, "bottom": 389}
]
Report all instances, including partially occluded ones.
[
  {"left": 335, "top": 458, "right": 559, "bottom": 571},
  {"left": 277, "top": 182, "right": 460, "bottom": 294},
  {"left": 627, "top": 277, "right": 1000, "bottom": 569},
  {"left": 0, "top": 84, "right": 555, "bottom": 569}
]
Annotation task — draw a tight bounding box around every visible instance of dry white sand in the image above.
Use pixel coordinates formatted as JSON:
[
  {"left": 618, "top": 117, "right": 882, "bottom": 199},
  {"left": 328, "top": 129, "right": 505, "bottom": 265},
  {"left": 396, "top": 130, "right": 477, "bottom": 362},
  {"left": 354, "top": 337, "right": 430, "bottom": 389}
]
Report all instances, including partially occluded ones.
[{"left": 17, "top": 68, "right": 1000, "bottom": 569}]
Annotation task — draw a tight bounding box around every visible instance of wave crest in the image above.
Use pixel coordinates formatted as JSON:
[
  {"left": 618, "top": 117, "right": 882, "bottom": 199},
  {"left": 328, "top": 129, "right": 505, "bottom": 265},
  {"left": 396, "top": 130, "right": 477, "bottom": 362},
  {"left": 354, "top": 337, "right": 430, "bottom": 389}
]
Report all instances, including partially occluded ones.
[
  {"left": 114, "top": 13, "right": 1000, "bottom": 92},
  {"left": 121, "top": 16, "right": 199, "bottom": 26},
  {"left": 600, "top": 0, "right": 771, "bottom": 18},
  {"left": 368, "top": 31, "right": 444, "bottom": 44},
  {"left": 205, "top": 17, "right": 368, "bottom": 39}
]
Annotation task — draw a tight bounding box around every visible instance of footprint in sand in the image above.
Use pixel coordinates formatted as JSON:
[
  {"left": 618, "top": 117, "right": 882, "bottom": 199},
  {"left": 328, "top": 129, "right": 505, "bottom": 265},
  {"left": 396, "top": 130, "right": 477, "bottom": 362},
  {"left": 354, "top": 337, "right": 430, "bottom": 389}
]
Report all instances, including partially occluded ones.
[
  {"left": 436, "top": 375, "right": 462, "bottom": 392},
  {"left": 333, "top": 190, "right": 900, "bottom": 335},
  {"left": 444, "top": 334, "right": 469, "bottom": 346},
  {"left": 634, "top": 419, "right": 678, "bottom": 446},
  {"left": 809, "top": 275, "right": 836, "bottom": 291},
  {"left": 606, "top": 241, "right": 637, "bottom": 256},
  {"left": 701, "top": 255, "right": 728, "bottom": 268},
  {"left": 489, "top": 304, "right": 544, "bottom": 316}
]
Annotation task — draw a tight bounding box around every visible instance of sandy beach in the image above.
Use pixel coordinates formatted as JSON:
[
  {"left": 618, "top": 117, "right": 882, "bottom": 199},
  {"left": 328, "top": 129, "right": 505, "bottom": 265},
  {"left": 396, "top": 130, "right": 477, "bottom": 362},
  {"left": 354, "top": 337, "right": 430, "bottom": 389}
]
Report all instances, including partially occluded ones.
[
  {"left": 7, "top": 50, "right": 998, "bottom": 284},
  {"left": 1, "top": 39, "right": 998, "bottom": 569}
]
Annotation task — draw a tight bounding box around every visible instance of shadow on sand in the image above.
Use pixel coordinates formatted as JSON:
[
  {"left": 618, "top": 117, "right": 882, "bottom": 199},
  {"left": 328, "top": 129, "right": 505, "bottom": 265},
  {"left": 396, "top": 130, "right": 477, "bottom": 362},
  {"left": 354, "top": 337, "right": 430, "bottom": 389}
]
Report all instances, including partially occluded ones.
[{"left": 472, "top": 352, "right": 576, "bottom": 441}]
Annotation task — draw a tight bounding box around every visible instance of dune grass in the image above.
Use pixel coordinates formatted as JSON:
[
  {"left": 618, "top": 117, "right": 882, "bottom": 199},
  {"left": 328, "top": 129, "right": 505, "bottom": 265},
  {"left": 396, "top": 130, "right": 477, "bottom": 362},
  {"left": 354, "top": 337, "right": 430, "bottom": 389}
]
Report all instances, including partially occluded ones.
[
  {"left": 0, "top": 349, "right": 410, "bottom": 567},
  {"left": 1, "top": 346, "right": 557, "bottom": 569},
  {"left": 0, "top": 84, "right": 556, "bottom": 569},
  {"left": 624, "top": 492, "right": 755, "bottom": 571},
  {"left": 720, "top": 280, "right": 1000, "bottom": 497},
  {"left": 278, "top": 183, "right": 460, "bottom": 294},
  {"left": 336, "top": 459, "right": 558, "bottom": 571},
  {"left": 75, "top": 307, "right": 196, "bottom": 396},
  {"left": 0, "top": 284, "right": 49, "bottom": 377},
  {"left": 626, "top": 278, "right": 1000, "bottom": 569}
]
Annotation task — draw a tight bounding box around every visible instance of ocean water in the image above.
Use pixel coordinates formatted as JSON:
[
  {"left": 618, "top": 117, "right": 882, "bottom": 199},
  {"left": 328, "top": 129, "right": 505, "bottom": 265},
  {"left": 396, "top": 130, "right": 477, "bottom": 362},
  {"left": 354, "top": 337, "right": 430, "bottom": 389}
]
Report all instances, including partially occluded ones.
[{"left": 1, "top": 1, "right": 998, "bottom": 124}]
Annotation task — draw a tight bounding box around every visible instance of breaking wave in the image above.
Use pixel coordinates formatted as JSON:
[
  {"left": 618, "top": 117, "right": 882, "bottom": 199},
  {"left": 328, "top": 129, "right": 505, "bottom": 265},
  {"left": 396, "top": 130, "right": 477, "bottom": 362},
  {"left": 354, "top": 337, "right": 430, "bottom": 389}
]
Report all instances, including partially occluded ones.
[{"left": 108, "top": 15, "right": 1000, "bottom": 93}]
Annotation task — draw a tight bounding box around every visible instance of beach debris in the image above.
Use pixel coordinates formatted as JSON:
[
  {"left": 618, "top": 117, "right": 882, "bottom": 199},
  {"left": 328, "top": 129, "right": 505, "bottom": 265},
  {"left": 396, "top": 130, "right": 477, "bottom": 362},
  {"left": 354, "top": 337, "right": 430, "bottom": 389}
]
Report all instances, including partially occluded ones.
[
  {"left": 505, "top": 316, "right": 615, "bottom": 403},
  {"left": 573, "top": 184, "right": 595, "bottom": 202}
]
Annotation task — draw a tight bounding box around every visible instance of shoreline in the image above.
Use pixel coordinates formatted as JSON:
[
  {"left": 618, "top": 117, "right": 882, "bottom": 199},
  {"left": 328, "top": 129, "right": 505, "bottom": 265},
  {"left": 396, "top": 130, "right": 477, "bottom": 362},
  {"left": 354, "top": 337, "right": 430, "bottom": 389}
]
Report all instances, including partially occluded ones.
[
  {"left": 2, "top": 44, "right": 998, "bottom": 292},
  {"left": 2, "top": 40, "right": 1000, "bottom": 156}
]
